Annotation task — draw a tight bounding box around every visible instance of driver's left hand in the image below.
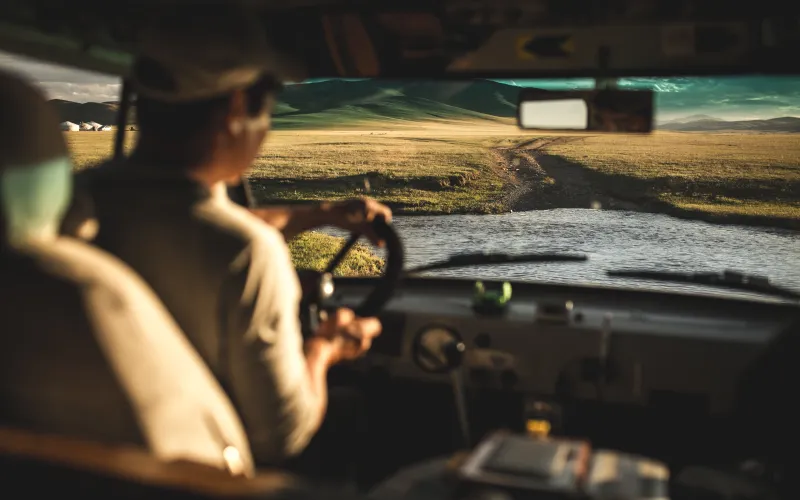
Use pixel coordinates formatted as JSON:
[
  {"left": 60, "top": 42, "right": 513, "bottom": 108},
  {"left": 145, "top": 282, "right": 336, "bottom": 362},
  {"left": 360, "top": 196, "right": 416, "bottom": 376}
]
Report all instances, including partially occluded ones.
[{"left": 321, "top": 197, "right": 393, "bottom": 247}]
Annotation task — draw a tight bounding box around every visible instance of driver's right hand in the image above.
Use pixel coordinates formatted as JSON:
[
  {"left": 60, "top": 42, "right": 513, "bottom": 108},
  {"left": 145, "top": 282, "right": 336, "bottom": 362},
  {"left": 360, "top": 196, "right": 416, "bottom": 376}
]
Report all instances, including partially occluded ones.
[{"left": 313, "top": 307, "right": 382, "bottom": 363}]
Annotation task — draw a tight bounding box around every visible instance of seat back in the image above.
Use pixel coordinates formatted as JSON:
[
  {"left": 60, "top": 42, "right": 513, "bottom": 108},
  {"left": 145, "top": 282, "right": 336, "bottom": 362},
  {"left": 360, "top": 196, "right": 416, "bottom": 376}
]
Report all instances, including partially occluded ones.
[
  {"left": 0, "top": 238, "right": 254, "bottom": 474},
  {"left": 0, "top": 427, "right": 331, "bottom": 500}
]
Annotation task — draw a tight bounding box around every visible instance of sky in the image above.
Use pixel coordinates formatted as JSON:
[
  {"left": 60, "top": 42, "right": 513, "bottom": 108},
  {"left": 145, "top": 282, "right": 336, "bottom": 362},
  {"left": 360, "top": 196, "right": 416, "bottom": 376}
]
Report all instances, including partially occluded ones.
[
  {"left": 502, "top": 77, "right": 800, "bottom": 122},
  {"left": 3, "top": 49, "right": 800, "bottom": 122},
  {"left": 0, "top": 51, "right": 121, "bottom": 103}
]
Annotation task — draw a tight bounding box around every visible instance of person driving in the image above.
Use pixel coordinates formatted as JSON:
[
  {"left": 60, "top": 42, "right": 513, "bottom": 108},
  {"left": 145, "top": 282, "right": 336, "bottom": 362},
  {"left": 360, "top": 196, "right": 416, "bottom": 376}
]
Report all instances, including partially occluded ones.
[
  {"left": 66, "top": 6, "right": 384, "bottom": 468},
  {"left": 0, "top": 70, "right": 256, "bottom": 476}
]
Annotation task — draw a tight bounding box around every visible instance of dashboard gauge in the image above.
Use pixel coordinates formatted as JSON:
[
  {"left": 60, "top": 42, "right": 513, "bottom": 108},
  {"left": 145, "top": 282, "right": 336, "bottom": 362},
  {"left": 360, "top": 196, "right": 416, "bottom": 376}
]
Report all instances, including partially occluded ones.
[{"left": 412, "top": 325, "right": 463, "bottom": 373}]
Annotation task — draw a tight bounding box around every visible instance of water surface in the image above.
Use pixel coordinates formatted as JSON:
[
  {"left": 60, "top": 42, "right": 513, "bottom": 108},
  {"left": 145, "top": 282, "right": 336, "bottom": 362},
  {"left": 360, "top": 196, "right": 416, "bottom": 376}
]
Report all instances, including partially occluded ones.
[{"left": 326, "top": 209, "right": 800, "bottom": 300}]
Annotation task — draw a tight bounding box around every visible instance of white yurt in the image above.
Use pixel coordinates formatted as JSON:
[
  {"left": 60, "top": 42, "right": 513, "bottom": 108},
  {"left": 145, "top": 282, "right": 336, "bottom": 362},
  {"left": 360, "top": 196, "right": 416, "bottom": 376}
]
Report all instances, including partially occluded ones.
[
  {"left": 86, "top": 121, "right": 103, "bottom": 131},
  {"left": 79, "top": 122, "right": 94, "bottom": 131},
  {"left": 60, "top": 121, "right": 79, "bottom": 131},
  {"left": 99, "top": 125, "right": 112, "bottom": 131}
]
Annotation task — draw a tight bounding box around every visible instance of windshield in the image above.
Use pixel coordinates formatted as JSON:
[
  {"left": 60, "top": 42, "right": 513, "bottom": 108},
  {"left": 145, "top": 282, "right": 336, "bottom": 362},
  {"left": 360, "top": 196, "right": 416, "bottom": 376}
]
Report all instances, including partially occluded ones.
[
  {"left": 264, "top": 77, "right": 800, "bottom": 300},
  {"left": 4, "top": 48, "right": 798, "bottom": 300}
]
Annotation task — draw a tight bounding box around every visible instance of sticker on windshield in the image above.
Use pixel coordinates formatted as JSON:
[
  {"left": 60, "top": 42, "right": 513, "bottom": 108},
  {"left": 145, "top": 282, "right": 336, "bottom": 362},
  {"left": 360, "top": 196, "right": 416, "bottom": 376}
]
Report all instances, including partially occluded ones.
[{"left": 516, "top": 34, "right": 575, "bottom": 60}]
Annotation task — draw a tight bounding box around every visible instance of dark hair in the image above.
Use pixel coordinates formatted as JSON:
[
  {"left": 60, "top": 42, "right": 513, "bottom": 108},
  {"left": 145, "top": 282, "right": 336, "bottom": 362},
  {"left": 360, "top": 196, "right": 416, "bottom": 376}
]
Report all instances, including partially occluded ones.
[{"left": 134, "top": 59, "right": 282, "bottom": 148}]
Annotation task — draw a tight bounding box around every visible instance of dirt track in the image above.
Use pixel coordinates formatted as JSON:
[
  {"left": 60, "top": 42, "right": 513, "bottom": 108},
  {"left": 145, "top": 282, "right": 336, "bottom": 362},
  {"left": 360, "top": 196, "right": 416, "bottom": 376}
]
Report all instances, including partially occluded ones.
[
  {"left": 490, "top": 136, "right": 800, "bottom": 230},
  {"left": 492, "top": 136, "right": 641, "bottom": 211}
]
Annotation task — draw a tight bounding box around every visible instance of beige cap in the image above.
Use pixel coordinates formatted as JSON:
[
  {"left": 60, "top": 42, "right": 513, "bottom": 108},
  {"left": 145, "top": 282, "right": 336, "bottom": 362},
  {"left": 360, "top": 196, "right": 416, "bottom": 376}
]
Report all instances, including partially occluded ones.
[{"left": 132, "top": 6, "right": 303, "bottom": 102}]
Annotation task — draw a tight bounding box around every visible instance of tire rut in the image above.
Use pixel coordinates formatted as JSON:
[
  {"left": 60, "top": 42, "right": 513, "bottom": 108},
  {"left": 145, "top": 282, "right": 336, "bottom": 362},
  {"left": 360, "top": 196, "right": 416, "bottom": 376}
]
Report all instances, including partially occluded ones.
[{"left": 492, "top": 135, "right": 639, "bottom": 211}]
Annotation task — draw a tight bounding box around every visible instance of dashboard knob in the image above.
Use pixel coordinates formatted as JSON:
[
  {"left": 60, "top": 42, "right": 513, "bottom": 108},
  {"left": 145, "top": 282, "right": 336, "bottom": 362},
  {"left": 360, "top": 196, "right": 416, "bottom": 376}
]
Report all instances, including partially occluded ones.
[
  {"left": 412, "top": 326, "right": 464, "bottom": 373},
  {"left": 443, "top": 341, "right": 466, "bottom": 367}
]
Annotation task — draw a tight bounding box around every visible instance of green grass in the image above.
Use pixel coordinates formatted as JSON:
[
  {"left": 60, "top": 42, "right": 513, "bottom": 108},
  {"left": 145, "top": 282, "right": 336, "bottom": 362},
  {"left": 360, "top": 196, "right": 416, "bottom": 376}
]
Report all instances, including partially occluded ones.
[
  {"left": 248, "top": 123, "right": 524, "bottom": 214},
  {"left": 658, "top": 194, "right": 800, "bottom": 219},
  {"left": 64, "top": 126, "right": 800, "bottom": 275},
  {"left": 65, "top": 124, "right": 524, "bottom": 217},
  {"left": 542, "top": 132, "right": 800, "bottom": 221},
  {"left": 288, "top": 232, "right": 383, "bottom": 276},
  {"left": 65, "top": 128, "right": 800, "bottom": 225},
  {"left": 545, "top": 132, "right": 800, "bottom": 182},
  {"left": 272, "top": 98, "right": 505, "bottom": 130},
  {"left": 66, "top": 132, "right": 126, "bottom": 169},
  {"left": 63, "top": 132, "right": 391, "bottom": 276}
]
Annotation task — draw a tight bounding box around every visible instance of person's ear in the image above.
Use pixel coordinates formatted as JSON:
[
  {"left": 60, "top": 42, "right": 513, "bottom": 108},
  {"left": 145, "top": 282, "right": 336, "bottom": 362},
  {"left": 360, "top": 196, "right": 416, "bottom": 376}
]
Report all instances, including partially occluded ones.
[
  {"left": 242, "top": 92, "right": 273, "bottom": 136},
  {"left": 225, "top": 90, "right": 248, "bottom": 138}
]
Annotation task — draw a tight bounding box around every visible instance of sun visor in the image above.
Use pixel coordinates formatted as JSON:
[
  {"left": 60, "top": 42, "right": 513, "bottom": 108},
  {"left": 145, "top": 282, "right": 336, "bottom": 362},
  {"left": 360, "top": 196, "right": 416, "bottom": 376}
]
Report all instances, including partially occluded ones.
[{"left": 1, "top": 2, "right": 800, "bottom": 79}]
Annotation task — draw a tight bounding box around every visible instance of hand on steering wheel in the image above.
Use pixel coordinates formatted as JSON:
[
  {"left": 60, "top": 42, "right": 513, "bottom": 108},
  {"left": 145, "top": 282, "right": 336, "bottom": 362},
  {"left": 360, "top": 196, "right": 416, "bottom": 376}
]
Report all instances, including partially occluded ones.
[
  {"left": 323, "top": 214, "right": 404, "bottom": 317},
  {"left": 299, "top": 215, "right": 404, "bottom": 339},
  {"left": 322, "top": 198, "right": 393, "bottom": 249}
]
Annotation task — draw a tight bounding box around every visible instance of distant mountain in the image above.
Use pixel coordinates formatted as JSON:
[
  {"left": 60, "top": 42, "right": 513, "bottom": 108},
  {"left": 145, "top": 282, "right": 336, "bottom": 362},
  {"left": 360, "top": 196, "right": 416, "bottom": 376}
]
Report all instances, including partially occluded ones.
[
  {"left": 49, "top": 99, "right": 121, "bottom": 125},
  {"left": 660, "top": 114, "right": 723, "bottom": 124},
  {"left": 50, "top": 79, "right": 800, "bottom": 133},
  {"left": 50, "top": 79, "right": 520, "bottom": 129},
  {"left": 659, "top": 116, "right": 800, "bottom": 132},
  {"left": 272, "top": 79, "right": 519, "bottom": 129}
]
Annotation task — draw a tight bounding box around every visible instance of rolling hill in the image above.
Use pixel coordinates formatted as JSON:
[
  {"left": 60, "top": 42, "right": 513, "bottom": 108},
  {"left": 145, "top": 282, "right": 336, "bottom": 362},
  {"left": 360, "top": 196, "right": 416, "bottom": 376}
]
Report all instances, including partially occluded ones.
[
  {"left": 50, "top": 99, "right": 121, "bottom": 125},
  {"left": 660, "top": 114, "right": 723, "bottom": 124},
  {"left": 48, "top": 79, "right": 800, "bottom": 133},
  {"left": 659, "top": 116, "right": 800, "bottom": 132},
  {"left": 49, "top": 79, "right": 520, "bottom": 129}
]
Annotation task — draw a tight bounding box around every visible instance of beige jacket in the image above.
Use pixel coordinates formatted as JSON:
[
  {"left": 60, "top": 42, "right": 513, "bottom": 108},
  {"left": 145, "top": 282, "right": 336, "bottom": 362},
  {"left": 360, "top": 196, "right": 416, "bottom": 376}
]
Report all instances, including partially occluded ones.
[{"left": 69, "top": 163, "right": 321, "bottom": 465}]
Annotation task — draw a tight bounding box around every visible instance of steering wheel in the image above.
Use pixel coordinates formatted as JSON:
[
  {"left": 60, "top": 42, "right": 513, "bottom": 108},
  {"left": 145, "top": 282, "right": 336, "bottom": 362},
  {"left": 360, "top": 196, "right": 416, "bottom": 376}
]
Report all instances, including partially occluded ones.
[
  {"left": 322, "top": 216, "right": 404, "bottom": 316},
  {"left": 298, "top": 216, "right": 404, "bottom": 338}
]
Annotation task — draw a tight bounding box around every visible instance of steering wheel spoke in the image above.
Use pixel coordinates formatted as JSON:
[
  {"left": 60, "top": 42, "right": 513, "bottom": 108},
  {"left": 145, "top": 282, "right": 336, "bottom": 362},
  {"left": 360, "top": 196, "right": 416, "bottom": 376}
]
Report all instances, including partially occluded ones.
[
  {"left": 302, "top": 216, "right": 404, "bottom": 336},
  {"left": 325, "top": 234, "right": 362, "bottom": 275}
]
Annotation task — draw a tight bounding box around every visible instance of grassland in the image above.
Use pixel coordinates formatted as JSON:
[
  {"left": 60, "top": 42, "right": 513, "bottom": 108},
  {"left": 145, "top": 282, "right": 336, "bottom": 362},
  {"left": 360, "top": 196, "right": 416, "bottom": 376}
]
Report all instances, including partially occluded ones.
[
  {"left": 64, "top": 132, "right": 388, "bottom": 274},
  {"left": 65, "top": 124, "right": 800, "bottom": 273},
  {"left": 287, "top": 232, "right": 383, "bottom": 275},
  {"left": 67, "top": 132, "right": 132, "bottom": 168},
  {"left": 247, "top": 121, "right": 526, "bottom": 214},
  {"left": 540, "top": 132, "right": 800, "bottom": 226},
  {"left": 66, "top": 122, "right": 531, "bottom": 216}
]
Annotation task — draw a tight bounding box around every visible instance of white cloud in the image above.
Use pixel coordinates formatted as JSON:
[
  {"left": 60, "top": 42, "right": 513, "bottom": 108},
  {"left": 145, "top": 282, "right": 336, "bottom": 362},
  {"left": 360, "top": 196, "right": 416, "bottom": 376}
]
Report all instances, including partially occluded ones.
[{"left": 0, "top": 50, "right": 120, "bottom": 102}]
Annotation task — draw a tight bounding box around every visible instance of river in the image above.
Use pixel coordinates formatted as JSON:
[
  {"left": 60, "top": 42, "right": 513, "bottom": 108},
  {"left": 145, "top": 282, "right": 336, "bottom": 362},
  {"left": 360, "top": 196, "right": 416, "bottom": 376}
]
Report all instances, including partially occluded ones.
[{"left": 325, "top": 209, "right": 800, "bottom": 300}]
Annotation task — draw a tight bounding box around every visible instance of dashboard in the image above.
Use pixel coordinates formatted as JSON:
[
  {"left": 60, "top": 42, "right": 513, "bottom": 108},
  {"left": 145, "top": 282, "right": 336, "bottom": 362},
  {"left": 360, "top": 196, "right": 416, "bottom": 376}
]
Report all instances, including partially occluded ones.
[{"left": 333, "top": 276, "right": 800, "bottom": 417}]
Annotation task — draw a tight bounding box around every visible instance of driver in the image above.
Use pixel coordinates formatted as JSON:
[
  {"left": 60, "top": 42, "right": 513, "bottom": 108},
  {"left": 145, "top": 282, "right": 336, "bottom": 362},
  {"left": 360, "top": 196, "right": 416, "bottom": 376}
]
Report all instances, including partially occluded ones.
[{"left": 66, "top": 6, "right": 384, "bottom": 468}]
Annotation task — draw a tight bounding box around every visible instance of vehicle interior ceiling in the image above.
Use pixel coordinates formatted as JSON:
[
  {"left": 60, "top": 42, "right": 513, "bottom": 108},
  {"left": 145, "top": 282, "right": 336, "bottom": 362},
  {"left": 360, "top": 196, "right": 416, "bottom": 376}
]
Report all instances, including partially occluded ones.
[{"left": 1, "top": 0, "right": 800, "bottom": 498}]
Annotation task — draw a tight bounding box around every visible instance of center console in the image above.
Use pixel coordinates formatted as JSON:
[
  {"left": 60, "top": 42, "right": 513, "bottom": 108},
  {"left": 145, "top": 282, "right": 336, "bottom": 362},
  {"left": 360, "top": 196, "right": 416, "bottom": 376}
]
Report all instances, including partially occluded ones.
[{"left": 454, "top": 431, "right": 669, "bottom": 500}]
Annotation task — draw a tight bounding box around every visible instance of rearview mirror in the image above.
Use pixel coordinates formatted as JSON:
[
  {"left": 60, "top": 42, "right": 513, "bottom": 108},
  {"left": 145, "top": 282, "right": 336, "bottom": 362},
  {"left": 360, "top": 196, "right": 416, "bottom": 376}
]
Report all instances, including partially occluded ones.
[{"left": 517, "top": 89, "right": 654, "bottom": 133}]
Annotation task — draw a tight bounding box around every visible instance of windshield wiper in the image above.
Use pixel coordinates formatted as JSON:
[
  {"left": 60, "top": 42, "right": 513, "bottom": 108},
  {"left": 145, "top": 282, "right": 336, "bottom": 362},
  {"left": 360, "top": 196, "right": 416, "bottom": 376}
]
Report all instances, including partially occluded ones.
[
  {"left": 607, "top": 269, "right": 800, "bottom": 300},
  {"left": 405, "top": 252, "right": 587, "bottom": 274}
]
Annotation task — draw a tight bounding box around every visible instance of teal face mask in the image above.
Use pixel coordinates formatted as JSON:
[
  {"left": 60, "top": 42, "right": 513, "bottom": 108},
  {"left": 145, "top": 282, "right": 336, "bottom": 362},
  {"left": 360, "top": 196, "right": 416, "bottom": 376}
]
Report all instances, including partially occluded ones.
[{"left": 0, "top": 157, "right": 72, "bottom": 244}]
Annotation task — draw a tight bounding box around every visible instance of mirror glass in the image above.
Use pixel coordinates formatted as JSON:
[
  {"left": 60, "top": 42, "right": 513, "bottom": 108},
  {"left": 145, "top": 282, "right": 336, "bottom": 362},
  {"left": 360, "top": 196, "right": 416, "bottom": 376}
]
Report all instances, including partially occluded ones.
[
  {"left": 519, "top": 99, "right": 588, "bottom": 130},
  {"left": 518, "top": 89, "right": 654, "bottom": 133}
]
